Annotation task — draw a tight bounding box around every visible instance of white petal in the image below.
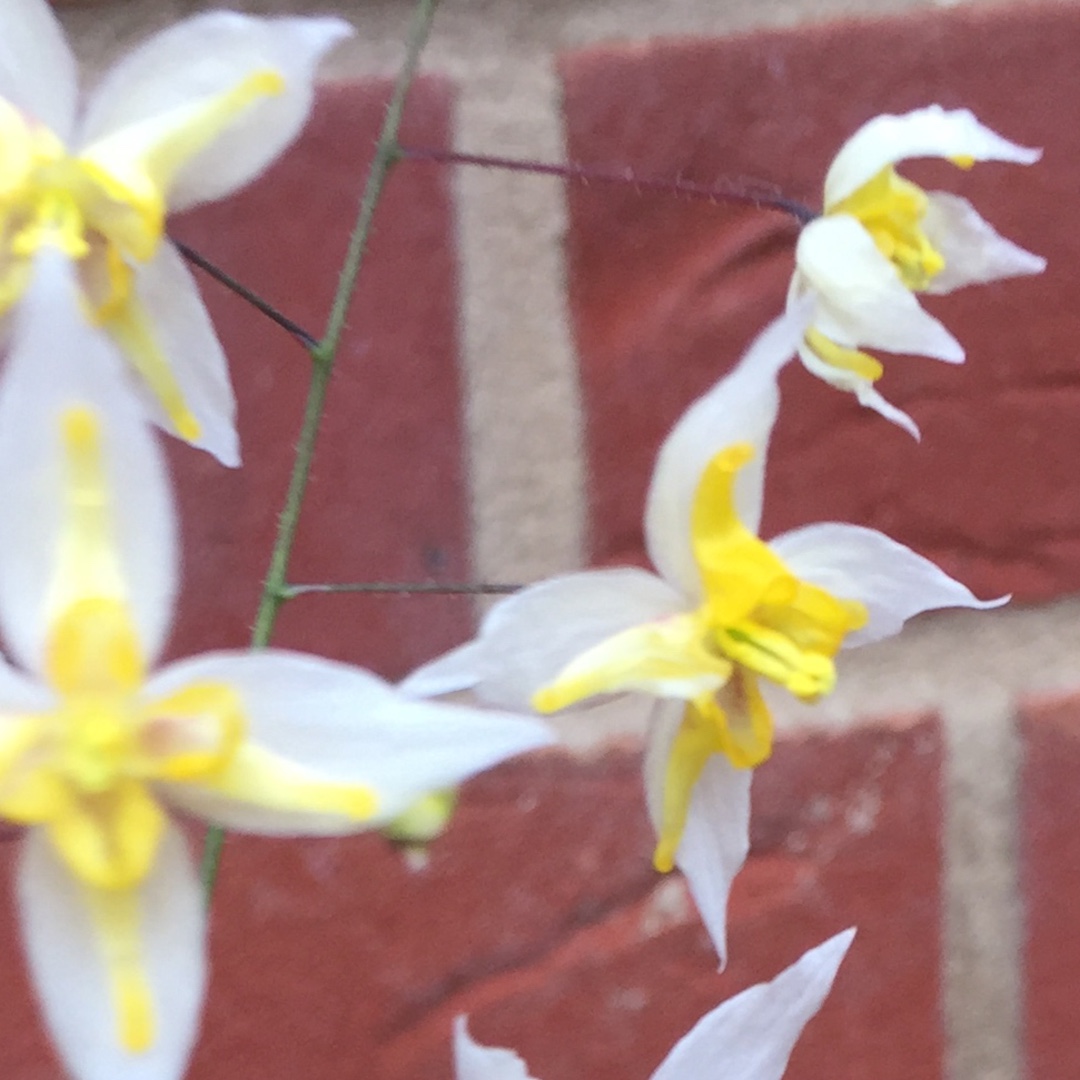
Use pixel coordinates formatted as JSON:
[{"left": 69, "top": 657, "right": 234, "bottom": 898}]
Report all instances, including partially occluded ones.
[
  {"left": 125, "top": 243, "right": 239, "bottom": 466},
  {"left": 149, "top": 650, "right": 554, "bottom": 829},
  {"left": 399, "top": 641, "right": 486, "bottom": 699},
  {"left": 922, "top": 192, "right": 1047, "bottom": 295},
  {"left": 643, "top": 702, "right": 751, "bottom": 968},
  {"left": 796, "top": 216, "right": 964, "bottom": 361},
  {"left": 770, "top": 523, "right": 1006, "bottom": 648},
  {"left": 402, "top": 570, "right": 689, "bottom": 711},
  {"left": 0, "top": 655, "right": 54, "bottom": 711},
  {"left": 825, "top": 106, "right": 1041, "bottom": 207},
  {"left": 650, "top": 929, "right": 855, "bottom": 1080},
  {"left": 0, "top": 249, "right": 176, "bottom": 675},
  {"left": 17, "top": 825, "right": 205, "bottom": 1080},
  {"left": 78, "top": 13, "right": 353, "bottom": 211},
  {"left": 454, "top": 1017, "right": 541, "bottom": 1080},
  {"left": 644, "top": 307, "right": 810, "bottom": 600},
  {"left": 795, "top": 339, "right": 921, "bottom": 439},
  {"left": 0, "top": 0, "right": 77, "bottom": 138}
]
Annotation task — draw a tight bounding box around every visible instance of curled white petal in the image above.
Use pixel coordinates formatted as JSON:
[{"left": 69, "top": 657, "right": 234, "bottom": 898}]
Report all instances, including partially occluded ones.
[
  {"left": 124, "top": 243, "right": 239, "bottom": 466},
  {"left": 0, "top": 250, "right": 176, "bottom": 675},
  {"left": 645, "top": 307, "right": 810, "bottom": 600},
  {"left": 0, "top": 0, "right": 78, "bottom": 138},
  {"left": 643, "top": 702, "right": 751, "bottom": 968},
  {"left": 796, "top": 216, "right": 964, "bottom": 361},
  {"left": 770, "top": 522, "right": 1006, "bottom": 648},
  {"left": 650, "top": 928, "right": 855, "bottom": 1080},
  {"left": 17, "top": 825, "right": 205, "bottom": 1080},
  {"left": 454, "top": 1017, "right": 540, "bottom": 1080},
  {"left": 402, "top": 569, "right": 689, "bottom": 711},
  {"left": 922, "top": 192, "right": 1047, "bottom": 295},
  {"left": 825, "top": 106, "right": 1041, "bottom": 207},
  {"left": 148, "top": 650, "right": 553, "bottom": 829},
  {"left": 78, "top": 13, "right": 353, "bottom": 211}
]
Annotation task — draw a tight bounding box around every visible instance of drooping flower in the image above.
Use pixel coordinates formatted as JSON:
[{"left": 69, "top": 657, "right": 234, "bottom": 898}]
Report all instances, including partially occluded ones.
[
  {"left": 455, "top": 928, "right": 855, "bottom": 1080},
  {"left": 789, "top": 105, "right": 1045, "bottom": 437},
  {"left": 0, "top": 0, "right": 353, "bottom": 465},
  {"left": 0, "top": 250, "right": 554, "bottom": 1080},
  {"left": 402, "top": 308, "right": 1001, "bottom": 963}
]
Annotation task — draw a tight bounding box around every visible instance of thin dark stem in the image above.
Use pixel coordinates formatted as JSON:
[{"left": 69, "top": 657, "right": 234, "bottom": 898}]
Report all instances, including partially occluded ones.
[
  {"left": 174, "top": 240, "right": 319, "bottom": 349},
  {"left": 200, "top": 0, "right": 442, "bottom": 903},
  {"left": 398, "top": 145, "right": 819, "bottom": 224},
  {"left": 282, "top": 581, "right": 521, "bottom": 598}
]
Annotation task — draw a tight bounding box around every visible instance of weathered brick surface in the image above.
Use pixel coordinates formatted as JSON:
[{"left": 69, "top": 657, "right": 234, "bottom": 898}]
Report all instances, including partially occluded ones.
[
  {"left": 1022, "top": 691, "right": 1080, "bottom": 1080},
  {"left": 561, "top": 5, "right": 1076, "bottom": 603},
  {"left": 165, "top": 77, "right": 471, "bottom": 680}
]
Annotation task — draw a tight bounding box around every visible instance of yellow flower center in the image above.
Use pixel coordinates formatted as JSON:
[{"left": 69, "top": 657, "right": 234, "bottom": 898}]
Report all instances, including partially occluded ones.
[
  {"left": 828, "top": 166, "right": 945, "bottom": 292},
  {"left": 533, "top": 443, "right": 867, "bottom": 870},
  {"left": 0, "top": 69, "right": 285, "bottom": 438}
]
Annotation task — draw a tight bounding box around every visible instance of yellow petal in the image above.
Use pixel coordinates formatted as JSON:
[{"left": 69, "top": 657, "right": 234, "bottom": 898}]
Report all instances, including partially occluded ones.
[
  {"left": 47, "top": 779, "right": 166, "bottom": 890},
  {"left": 532, "top": 612, "right": 733, "bottom": 714},
  {"left": 802, "top": 329, "right": 885, "bottom": 383},
  {"left": 137, "top": 681, "right": 245, "bottom": 781},
  {"left": 652, "top": 700, "right": 723, "bottom": 873},
  {"left": 714, "top": 668, "right": 774, "bottom": 769}
]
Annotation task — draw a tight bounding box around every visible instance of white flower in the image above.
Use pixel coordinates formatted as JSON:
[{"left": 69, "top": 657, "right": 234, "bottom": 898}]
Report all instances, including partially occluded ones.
[
  {"left": 789, "top": 105, "right": 1045, "bottom": 437},
  {"left": 0, "top": 0, "right": 353, "bottom": 464},
  {"left": 0, "top": 249, "right": 554, "bottom": 1080},
  {"left": 402, "top": 308, "right": 1001, "bottom": 964},
  {"left": 454, "top": 928, "right": 855, "bottom": 1080}
]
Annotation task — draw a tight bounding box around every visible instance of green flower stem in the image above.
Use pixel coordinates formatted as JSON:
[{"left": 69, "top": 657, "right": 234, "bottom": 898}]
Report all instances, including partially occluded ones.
[{"left": 200, "top": 0, "right": 443, "bottom": 902}]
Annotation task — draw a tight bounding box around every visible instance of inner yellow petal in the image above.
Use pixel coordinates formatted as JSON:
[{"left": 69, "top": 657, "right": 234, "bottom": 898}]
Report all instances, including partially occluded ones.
[
  {"left": 86, "top": 882, "right": 156, "bottom": 1052},
  {"left": 829, "top": 166, "right": 945, "bottom": 291},
  {"left": 136, "top": 681, "right": 246, "bottom": 781},
  {"left": 653, "top": 699, "right": 722, "bottom": 873},
  {"left": 47, "top": 780, "right": 166, "bottom": 890},
  {"left": 803, "top": 328, "right": 885, "bottom": 383},
  {"left": 713, "top": 668, "right": 773, "bottom": 769},
  {"left": 190, "top": 743, "right": 379, "bottom": 823},
  {"left": 532, "top": 612, "right": 733, "bottom": 714},
  {"left": 46, "top": 598, "right": 144, "bottom": 697},
  {"left": 102, "top": 293, "right": 201, "bottom": 441},
  {"left": 690, "top": 446, "right": 868, "bottom": 704}
]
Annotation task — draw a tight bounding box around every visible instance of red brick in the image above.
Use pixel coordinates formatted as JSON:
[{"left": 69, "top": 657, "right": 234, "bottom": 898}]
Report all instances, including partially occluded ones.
[
  {"left": 1021, "top": 691, "right": 1080, "bottom": 1080},
  {"left": 561, "top": 5, "right": 1076, "bottom": 603},
  {"left": 165, "top": 77, "right": 471, "bottom": 680}
]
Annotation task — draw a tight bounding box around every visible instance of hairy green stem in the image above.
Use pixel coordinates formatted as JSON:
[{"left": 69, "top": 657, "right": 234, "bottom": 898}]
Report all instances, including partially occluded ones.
[{"left": 200, "top": 0, "right": 442, "bottom": 901}]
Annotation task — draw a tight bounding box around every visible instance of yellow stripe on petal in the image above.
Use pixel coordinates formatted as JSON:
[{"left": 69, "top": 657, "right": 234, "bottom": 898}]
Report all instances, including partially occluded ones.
[
  {"left": 104, "top": 294, "right": 201, "bottom": 441},
  {"left": 78, "top": 70, "right": 285, "bottom": 260},
  {"left": 532, "top": 613, "right": 733, "bottom": 714},
  {"left": 86, "top": 884, "right": 155, "bottom": 1052},
  {"left": 194, "top": 743, "right": 378, "bottom": 823},
  {"left": 803, "top": 329, "right": 885, "bottom": 383},
  {"left": 44, "top": 408, "right": 133, "bottom": 631}
]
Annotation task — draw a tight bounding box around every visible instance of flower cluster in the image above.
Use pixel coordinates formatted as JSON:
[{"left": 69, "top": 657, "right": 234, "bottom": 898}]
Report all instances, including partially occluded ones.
[{"left": 0, "top": 3, "right": 1047, "bottom": 1079}]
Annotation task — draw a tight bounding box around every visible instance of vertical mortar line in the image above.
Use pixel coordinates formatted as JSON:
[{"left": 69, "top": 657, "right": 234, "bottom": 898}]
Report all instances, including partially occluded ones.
[
  {"left": 942, "top": 690, "right": 1023, "bottom": 1080},
  {"left": 452, "top": 55, "right": 587, "bottom": 608}
]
